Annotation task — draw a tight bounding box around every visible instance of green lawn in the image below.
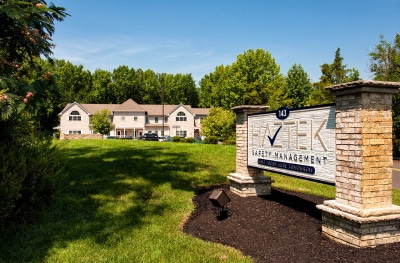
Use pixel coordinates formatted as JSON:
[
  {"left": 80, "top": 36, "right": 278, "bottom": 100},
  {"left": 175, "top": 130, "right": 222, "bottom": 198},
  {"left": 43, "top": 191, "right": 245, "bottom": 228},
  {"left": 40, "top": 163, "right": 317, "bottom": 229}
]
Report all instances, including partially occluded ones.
[
  {"left": 0, "top": 140, "right": 251, "bottom": 263},
  {"left": 1, "top": 139, "right": 399, "bottom": 262}
]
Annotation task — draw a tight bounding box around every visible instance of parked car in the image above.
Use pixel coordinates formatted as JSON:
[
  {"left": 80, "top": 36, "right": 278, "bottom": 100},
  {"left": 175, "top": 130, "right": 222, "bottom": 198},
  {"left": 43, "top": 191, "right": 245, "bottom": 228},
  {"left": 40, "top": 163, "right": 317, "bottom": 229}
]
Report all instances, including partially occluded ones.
[
  {"left": 142, "top": 133, "right": 159, "bottom": 141},
  {"left": 158, "top": 136, "right": 166, "bottom": 142}
]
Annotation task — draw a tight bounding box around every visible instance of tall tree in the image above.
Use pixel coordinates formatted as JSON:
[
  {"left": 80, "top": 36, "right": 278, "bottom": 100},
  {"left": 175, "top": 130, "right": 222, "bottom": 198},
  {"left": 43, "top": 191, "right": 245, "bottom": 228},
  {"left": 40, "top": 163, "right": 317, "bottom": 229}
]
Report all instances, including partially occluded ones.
[
  {"left": 307, "top": 48, "right": 361, "bottom": 106},
  {"left": 369, "top": 33, "right": 400, "bottom": 156},
  {"left": 199, "top": 49, "right": 285, "bottom": 110},
  {"left": 0, "top": 0, "right": 68, "bottom": 220},
  {"left": 230, "top": 49, "right": 284, "bottom": 107},
  {"left": 199, "top": 65, "right": 230, "bottom": 108},
  {"left": 111, "top": 65, "right": 140, "bottom": 103},
  {"left": 369, "top": 34, "right": 400, "bottom": 82},
  {"left": 140, "top": 69, "right": 161, "bottom": 104},
  {"left": 52, "top": 59, "right": 92, "bottom": 103},
  {"left": 285, "top": 64, "right": 312, "bottom": 108},
  {"left": 0, "top": 0, "right": 68, "bottom": 121},
  {"left": 91, "top": 69, "right": 113, "bottom": 103},
  {"left": 167, "top": 73, "right": 199, "bottom": 106}
]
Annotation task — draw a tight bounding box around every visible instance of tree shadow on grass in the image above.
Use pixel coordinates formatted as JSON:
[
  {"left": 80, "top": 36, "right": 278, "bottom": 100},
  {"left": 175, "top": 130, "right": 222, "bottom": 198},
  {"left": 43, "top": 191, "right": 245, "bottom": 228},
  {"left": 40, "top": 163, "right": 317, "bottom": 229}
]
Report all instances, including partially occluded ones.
[{"left": 0, "top": 141, "right": 226, "bottom": 262}]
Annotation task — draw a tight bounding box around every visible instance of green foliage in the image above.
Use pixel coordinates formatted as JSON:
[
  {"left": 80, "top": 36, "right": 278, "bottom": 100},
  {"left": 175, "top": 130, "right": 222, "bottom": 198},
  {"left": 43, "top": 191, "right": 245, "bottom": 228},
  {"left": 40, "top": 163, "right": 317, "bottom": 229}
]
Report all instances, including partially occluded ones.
[
  {"left": 0, "top": 0, "right": 69, "bottom": 76},
  {"left": 369, "top": 33, "right": 400, "bottom": 156},
  {"left": 199, "top": 49, "right": 285, "bottom": 109},
  {"left": 306, "top": 48, "right": 360, "bottom": 106},
  {"left": 52, "top": 59, "right": 92, "bottom": 103},
  {"left": 185, "top": 137, "right": 195, "bottom": 143},
  {"left": 0, "top": 140, "right": 252, "bottom": 262},
  {"left": 91, "top": 109, "right": 114, "bottom": 135},
  {"left": 204, "top": 136, "right": 218, "bottom": 144},
  {"left": 0, "top": 0, "right": 68, "bottom": 222},
  {"left": 285, "top": 64, "right": 312, "bottom": 108},
  {"left": 222, "top": 138, "right": 236, "bottom": 145},
  {"left": 172, "top": 135, "right": 182, "bottom": 142},
  {"left": 90, "top": 68, "right": 113, "bottom": 103},
  {"left": 201, "top": 107, "right": 236, "bottom": 142},
  {"left": 172, "top": 137, "right": 196, "bottom": 143},
  {"left": 369, "top": 34, "right": 400, "bottom": 82},
  {"left": 0, "top": 130, "right": 63, "bottom": 222},
  {"left": 161, "top": 73, "right": 199, "bottom": 107}
]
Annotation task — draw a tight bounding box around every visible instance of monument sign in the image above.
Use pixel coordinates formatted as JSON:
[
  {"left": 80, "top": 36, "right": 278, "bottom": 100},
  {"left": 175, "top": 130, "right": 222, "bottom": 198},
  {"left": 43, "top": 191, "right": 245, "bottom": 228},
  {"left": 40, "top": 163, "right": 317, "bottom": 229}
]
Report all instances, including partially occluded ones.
[{"left": 247, "top": 105, "right": 336, "bottom": 184}]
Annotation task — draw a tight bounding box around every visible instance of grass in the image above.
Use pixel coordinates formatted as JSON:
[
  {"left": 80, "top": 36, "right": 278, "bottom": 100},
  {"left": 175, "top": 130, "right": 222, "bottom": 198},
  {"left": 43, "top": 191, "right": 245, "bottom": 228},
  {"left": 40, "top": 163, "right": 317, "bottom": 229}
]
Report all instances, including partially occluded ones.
[
  {"left": 0, "top": 140, "right": 251, "bottom": 263},
  {"left": 268, "top": 171, "right": 400, "bottom": 206},
  {"left": 1, "top": 139, "right": 400, "bottom": 262}
]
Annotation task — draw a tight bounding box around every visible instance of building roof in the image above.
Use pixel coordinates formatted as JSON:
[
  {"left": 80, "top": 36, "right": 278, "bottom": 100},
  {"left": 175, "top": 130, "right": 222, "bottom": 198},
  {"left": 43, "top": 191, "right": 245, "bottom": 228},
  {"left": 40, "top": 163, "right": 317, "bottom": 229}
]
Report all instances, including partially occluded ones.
[
  {"left": 141, "top": 104, "right": 177, "bottom": 116},
  {"left": 81, "top": 104, "right": 119, "bottom": 115},
  {"left": 191, "top": 107, "right": 209, "bottom": 115},
  {"left": 114, "top": 99, "right": 146, "bottom": 112},
  {"left": 60, "top": 99, "right": 209, "bottom": 116}
]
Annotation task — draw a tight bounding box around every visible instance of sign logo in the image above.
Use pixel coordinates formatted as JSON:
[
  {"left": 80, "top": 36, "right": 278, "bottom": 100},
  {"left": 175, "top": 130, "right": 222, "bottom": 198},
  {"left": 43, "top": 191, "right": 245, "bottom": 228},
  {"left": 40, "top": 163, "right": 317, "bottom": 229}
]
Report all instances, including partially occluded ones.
[
  {"left": 247, "top": 105, "right": 336, "bottom": 184},
  {"left": 267, "top": 125, "right": 282, "bottom": 146},
  {"left": 276, "top": 106, "right": 290, "bottom": 120}
]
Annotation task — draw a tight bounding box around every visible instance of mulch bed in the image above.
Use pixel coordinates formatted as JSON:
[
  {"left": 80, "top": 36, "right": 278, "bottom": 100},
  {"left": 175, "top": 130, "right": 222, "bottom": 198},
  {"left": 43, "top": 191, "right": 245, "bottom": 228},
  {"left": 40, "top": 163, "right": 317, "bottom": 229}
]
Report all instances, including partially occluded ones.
[{"left": 182, "top": 184, "right": 400, "bottom": 263}]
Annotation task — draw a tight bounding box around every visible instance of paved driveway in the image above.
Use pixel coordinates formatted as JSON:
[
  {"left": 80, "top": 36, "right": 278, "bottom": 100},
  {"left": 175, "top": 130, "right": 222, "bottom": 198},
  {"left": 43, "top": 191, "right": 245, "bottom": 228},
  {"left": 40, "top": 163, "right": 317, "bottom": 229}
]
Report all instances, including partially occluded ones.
[{"left": 393, "top": 159, "right": 400, "bottom": 189}]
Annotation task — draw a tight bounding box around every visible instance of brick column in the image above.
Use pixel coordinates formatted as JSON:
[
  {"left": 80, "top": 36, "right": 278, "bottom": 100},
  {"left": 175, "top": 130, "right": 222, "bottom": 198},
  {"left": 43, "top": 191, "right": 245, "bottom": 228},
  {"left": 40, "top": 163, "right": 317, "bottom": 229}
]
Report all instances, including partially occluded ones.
[
  {"left": 228, "top": 105, "right": 274, "bottom": 197},
  {"left": 317, "top": 80, "right": 400, "bottom": 247}
]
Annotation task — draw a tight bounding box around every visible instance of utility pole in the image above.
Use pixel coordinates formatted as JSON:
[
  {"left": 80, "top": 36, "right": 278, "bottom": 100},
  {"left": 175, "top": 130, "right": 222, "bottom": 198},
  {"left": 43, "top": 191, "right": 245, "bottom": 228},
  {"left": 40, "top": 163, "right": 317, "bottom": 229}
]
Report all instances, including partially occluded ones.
[{"left": 162, "top": 86, "right": 164, "bottom": 137}]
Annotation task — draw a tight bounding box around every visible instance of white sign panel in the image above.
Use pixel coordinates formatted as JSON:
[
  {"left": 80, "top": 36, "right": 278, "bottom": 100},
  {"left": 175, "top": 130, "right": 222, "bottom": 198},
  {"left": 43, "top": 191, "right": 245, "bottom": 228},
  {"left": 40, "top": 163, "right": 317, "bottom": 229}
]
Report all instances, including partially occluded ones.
[{"left": 248, "top": 105, "right": 336, "bottom": 184}]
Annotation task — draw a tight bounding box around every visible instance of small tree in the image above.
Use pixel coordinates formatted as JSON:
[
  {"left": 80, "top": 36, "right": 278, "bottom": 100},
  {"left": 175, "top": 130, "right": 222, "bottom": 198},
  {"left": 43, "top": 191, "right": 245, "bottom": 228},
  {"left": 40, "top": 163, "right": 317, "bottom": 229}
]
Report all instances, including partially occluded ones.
[
  {"left": 91, "top": 109, "right": 114, "bottom": 136},
  {"left": 202, "top": 107, "right": 235, "bottom": 143}
]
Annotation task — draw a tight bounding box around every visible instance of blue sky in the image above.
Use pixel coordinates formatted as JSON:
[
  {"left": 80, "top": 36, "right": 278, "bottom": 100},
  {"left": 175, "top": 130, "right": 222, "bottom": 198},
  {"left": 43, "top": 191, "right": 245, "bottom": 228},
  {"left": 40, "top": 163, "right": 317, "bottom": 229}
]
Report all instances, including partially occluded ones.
[{"left": 51, "top": 0, "right": 400, "bottom": 84}]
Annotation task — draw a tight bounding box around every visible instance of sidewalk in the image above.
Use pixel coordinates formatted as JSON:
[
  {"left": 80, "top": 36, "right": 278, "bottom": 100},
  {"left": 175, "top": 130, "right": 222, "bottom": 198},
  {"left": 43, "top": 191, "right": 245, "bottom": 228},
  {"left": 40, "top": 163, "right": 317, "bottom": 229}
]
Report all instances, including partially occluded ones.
[{"left": 393, "top": 159, "right": 400, "bottom": 189}]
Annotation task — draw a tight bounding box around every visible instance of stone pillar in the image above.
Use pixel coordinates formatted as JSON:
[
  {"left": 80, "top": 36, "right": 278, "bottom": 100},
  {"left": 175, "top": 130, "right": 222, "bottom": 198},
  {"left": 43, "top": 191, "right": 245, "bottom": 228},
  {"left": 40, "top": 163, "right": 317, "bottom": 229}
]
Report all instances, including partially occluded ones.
[
  {"left": 317, "top": 80, "right": 400, "bottom": 247},
  {"left": 228, "top": 105, "right": 274, "bottom": 197}
]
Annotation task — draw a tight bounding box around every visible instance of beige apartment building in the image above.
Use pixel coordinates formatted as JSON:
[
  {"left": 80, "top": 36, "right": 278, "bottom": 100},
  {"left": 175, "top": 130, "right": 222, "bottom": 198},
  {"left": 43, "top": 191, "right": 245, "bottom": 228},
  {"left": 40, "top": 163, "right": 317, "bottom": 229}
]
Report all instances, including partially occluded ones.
[{"left": 58, "top": 99, "right": 209, "bottom": 140}]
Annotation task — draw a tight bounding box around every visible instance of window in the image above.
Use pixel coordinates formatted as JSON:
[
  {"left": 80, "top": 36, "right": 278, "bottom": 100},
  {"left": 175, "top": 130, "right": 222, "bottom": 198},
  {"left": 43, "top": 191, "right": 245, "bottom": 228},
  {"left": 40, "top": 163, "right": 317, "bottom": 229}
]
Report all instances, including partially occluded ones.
[
  {"left": 69, "top": 110, "right": 81, "bottom": 121},
  {"left": 134, "top": 116, "right": 138, "bottom": 121},
  {"left": 121, "top": 116, "right": 125, "bottom": 121},
  {"left": 176, "top": 111, "right": 187, "bottom": 121},
  {"left": 68, "top": 130, "right": 81, "bottom": 134},
  {"left": 176, "top": 130, "right": 187, "bottom": 137},
  {"left": 164, "top": 117, "right": 168, "bottom": 123},
  {"left": 155, "top": 117, "right": 159, "bottom": 123},
  {"left": 145, "top": 116, "right": 149, "bottom": 124}
]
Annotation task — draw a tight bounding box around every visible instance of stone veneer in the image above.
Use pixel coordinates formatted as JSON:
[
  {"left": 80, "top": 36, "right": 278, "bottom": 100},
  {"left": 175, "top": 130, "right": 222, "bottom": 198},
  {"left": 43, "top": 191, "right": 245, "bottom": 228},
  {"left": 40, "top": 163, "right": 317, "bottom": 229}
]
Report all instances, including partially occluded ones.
[
  {"left": 61, "top": 134, "right": 103, "bottom": 140},
  {"left": 228, "top": 105, "right": 274, "bottom": 197},
  {"left": 317, "top": 80, "right": 400, "bottom": 247}
]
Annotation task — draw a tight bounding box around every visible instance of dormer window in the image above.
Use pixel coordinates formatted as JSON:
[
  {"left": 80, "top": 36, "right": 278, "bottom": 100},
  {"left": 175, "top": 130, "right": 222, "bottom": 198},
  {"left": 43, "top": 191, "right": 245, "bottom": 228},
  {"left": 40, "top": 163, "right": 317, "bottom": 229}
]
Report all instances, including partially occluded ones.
[
  {"left": 69, "top": 110, "right": 81, "bottom": 121},
  {"left": 176, "top": 111, "right": 187, "bottom": 121}
]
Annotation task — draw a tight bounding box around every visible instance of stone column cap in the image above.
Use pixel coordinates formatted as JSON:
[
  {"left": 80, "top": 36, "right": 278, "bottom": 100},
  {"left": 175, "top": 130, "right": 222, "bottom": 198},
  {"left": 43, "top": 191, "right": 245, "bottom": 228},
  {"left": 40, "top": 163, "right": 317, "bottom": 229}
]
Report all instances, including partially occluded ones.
[
  {"left": 326, "top": 80, "right": 400, "bottom": 96},
  {"left": 231, "top": 105, "right": 270, "bottom": 113}
]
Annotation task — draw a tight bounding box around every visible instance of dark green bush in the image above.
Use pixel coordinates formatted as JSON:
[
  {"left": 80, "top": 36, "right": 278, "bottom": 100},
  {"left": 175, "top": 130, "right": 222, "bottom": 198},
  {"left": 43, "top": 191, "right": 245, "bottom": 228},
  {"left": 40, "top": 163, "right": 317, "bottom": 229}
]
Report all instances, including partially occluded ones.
[
  {"left": 0, "top": 125, "right": 63, "bottom": 223},
  {"left": 172, "top": 136, "right": 182, "bottom": 142},
  {"left": 223, "top": 139, "right": 236, "bottom": 145},
  {"left": 204, "top": 136, "right": 218, "bottom": 144},
  {"left": 185, "top": 137, "right": 195, "bottom": 143}
]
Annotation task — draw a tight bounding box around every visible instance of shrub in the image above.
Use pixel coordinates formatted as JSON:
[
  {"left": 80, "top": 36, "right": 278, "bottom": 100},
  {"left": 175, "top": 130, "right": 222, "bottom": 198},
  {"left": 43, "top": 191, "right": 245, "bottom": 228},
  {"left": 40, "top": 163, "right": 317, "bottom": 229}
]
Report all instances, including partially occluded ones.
[
  {"left": 223, "top": 139, "right": 236, "bottom": 145},
  {"left": 172, "top": 136, "right": 182, "bottom": 142},
  {"left": 204, "top": 136, "right": 218, "bottom": 144},
  {"left": 0, "top": 132, "right": 63, "bottom": 223},
  {"left": 185, "top": 137, "right": 195, "bottom": 143}
]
